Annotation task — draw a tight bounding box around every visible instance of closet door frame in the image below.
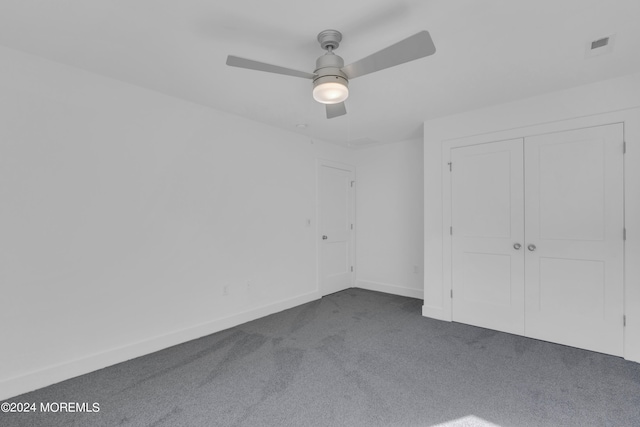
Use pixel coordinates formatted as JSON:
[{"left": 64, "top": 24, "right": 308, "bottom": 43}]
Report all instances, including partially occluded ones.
[{"left": 441, "top": 109, "right": 637, "bottom": 360}]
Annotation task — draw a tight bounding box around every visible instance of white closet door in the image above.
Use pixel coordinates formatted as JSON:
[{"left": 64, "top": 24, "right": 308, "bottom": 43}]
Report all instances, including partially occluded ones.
[
  {"left": 451, "top": 139, "right": 525, "bottom": 335},
  {"left": 524, "top": 124, "right": 624, "bottom": 356}
]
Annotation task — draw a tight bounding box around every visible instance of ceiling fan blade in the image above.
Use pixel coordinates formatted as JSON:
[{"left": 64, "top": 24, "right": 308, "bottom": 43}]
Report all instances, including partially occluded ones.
[
  {"left": 341, "top": 31, "right": 436, "bottom": 79},
  {"left": 226, "top": 55, "right": 316, "bottom": 79},
  {"left": 326, "top": 102, "right": 347, "bottom": 119}
]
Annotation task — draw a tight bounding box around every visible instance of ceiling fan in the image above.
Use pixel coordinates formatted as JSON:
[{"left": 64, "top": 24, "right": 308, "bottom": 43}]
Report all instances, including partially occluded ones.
[{"left": 226, "top": 29, "right": 436, "bottom": 119}]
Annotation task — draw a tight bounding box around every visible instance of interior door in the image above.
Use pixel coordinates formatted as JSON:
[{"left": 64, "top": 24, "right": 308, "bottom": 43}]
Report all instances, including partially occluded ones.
[
  {"left": 451, "top": 139, "right": 525, "bottom": 335},
  {"left": 319, "top": 162, "right": 355, "bottom": 296},
  {"left": 524, "top": 124, "right": 625, "bottom": 356}
]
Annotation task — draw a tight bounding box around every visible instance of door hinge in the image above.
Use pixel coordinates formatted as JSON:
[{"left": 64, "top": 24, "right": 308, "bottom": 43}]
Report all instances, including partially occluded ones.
[
  {"left": 350, "top": 223, "right": 353, "bottom": 230},
  {"left": 350, "top": 266, "right": 354, "bottom": 272},
  {"left": 450, "top": 226, "right": 453, "bottom": 236},
  {"left": 624, "top": 228, "right": 627, "bottom": 240},
  {"left": 448, "top": 162, "right": 452, "bottom": 172},
  {"left": 623, "top": 141, "right": 626, "bottom": 154},
  {"left": 350, "top": 180, "right": 355, "bottom": 187},
  {"left": 450, "top": 289, "right": 453, "bottom": 298},
  {"left": 623, "top": 315, "right": 626, "bottom": 327}
]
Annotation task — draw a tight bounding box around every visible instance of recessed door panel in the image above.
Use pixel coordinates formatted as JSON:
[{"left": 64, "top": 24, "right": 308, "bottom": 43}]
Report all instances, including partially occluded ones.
[
  {"left": 455, "top": 150, "right": 512, "bottom": 239},
  {"left": 538, "top": 139, "right": 605, "bottom": 241},
  {"left": 537, "top": 258, "right": 605, "bottom": 318},
  {"left": 461, "top": 252, "right": 512, "bottom": 307},
  {"left": 524, "top": 124, "right": 624, "bottom": 356},
  {"left": 323, "top": 241, "right": 349, "bottom": 276},
  {"left": 451, "top": 139, "right": 525, "bottom": 335}
]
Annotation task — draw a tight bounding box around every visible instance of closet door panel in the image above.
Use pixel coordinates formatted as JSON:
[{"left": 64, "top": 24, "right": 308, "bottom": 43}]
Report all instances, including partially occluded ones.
[
  {"left": 524, "top": 124, "right": 624, "bottom": 356},
  {"left": 451, "top": 139, "right": 525, "bottom": 335}
]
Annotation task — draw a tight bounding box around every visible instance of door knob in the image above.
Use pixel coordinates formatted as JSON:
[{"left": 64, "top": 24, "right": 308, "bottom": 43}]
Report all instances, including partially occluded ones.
[
  {"left": 322, "top": 235, "right": 328, "bottom": 240},
  {"left": 527, "top": 244, "right": 536, "bottom": 251},
  {"left": 513, "top": 243, "right": 521, "bottom": 250}
]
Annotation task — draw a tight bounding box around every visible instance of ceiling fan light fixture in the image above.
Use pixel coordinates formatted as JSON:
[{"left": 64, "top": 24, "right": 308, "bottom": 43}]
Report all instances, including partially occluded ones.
[{"left": 313, "top": 76, "right": 349, "bottom": 104}]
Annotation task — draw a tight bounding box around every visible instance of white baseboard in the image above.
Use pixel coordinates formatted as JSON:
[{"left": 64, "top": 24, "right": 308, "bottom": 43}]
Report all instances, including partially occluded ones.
[
  {"left": 422, "top": 304, "right": 452, "bottom": 322},
  {"left": 356, "top": 279, "right": 424, "bottom": 300},
  {"left": 0, "top": 290, "right": 321, "bottom": 401}
]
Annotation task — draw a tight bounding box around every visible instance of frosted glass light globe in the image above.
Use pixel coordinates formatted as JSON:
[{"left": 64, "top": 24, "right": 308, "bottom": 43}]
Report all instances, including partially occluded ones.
[{"left": 313, "top": 81, "right": 349, "bottom": 104}]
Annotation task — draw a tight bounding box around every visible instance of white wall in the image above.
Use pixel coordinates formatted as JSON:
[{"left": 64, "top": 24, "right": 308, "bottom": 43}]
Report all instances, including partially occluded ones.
[
  {"left": 0, "top": 46, "right": 355, "bottom": 399},
  {"left": 355, "top": 139, "right": 424, "bottom": 299},
  {"left": 423, "top": 72, "right": 640, "bottom": 362}
]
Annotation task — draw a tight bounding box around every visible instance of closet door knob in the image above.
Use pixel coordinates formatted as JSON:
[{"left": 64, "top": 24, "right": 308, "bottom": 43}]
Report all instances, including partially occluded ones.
[
  {"left": 527, "top": 244, "right": 536, "bottom": 251},
  {"left": 322, "top": 235, "right": 328, "bottom": 240},
  {"left": 513, "top": 243, "right": 521, "bottom": 250}
]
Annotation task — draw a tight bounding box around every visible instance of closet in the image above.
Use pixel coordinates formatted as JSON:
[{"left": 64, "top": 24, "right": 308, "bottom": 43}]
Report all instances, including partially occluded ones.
[{"left": 450, "top": 123, "right": 624, "bottom": 356}]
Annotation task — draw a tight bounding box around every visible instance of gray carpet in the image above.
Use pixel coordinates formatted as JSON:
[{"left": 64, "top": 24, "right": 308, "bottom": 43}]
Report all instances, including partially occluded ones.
[{"left": 2, "top": 288, "right": 640, "bottom": 427}]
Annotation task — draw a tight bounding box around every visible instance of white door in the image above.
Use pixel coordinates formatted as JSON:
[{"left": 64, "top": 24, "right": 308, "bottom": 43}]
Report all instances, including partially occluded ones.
[
  {"left": 524, "top": 124, "right": 625, "bottom": 356},
  {"left": 451, "top": 139, "right": 525, "bottom": 335},
  {"left": 318, "top": 162, "right": 355, "bottom": 296}
]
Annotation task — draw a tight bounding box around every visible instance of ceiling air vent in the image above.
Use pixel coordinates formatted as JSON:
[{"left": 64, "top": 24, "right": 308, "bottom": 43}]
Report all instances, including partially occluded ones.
[
  {"left": 585, "top": 34, "right": 616, "bottom": 58},
  {"left": 591, "top": 37, "right": 609, "bottom": 50}
]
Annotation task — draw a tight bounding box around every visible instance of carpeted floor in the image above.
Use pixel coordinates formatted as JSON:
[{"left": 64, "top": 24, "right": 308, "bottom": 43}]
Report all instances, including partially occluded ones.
[{"left": 2, "top": 288, "right": 640, "bottom": 427}]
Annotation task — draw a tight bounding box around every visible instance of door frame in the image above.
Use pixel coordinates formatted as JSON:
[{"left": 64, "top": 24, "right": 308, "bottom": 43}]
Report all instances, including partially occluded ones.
[
  {"left": 440, "top": 111, "right": 634, "bottom": 358},
  {"left": 316, "top": 159, "right": 356, "bottom": 295}
]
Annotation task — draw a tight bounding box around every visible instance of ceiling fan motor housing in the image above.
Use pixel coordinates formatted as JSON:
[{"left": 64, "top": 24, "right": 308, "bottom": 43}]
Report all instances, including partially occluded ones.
[{"left": 313, "top": 52, "right": 349, "bottom": 91}]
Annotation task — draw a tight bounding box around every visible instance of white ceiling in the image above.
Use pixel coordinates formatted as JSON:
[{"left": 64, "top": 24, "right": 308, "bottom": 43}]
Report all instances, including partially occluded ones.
[{"left": 1, "top": 0, "right": 639, "bottom": 147}]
